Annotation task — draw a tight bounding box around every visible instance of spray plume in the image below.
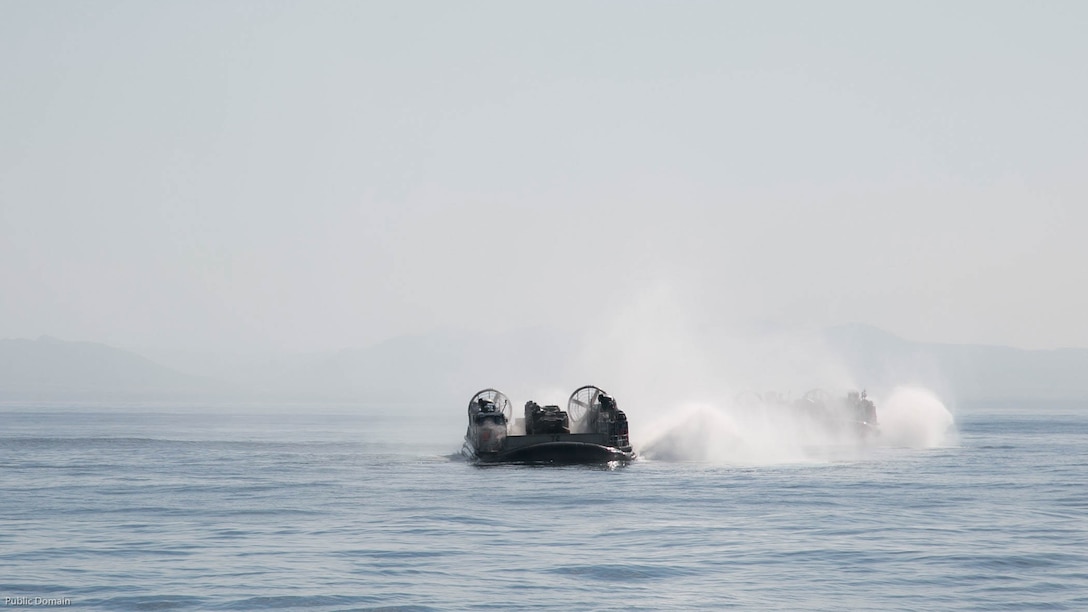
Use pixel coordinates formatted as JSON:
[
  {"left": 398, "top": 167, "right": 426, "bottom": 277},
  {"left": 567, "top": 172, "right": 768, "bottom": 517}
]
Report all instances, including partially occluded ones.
[{"left": 572, "top": 284, "right": 958, "bottom": 465}]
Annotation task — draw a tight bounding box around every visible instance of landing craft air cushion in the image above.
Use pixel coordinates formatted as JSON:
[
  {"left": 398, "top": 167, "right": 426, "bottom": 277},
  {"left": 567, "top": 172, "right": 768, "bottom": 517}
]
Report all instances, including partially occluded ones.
[
  {"left": 736, "top": 388, "right": 881, "bottom": 437},
  {"left": 462, "top": 385, "right": 635, "bottom": 464}
]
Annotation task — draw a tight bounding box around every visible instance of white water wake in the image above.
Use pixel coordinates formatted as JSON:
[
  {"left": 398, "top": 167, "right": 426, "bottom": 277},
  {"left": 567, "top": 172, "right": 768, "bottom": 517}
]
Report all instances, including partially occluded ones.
[{"left": 635, "top": 385, "right": 957, "bottom": 465}]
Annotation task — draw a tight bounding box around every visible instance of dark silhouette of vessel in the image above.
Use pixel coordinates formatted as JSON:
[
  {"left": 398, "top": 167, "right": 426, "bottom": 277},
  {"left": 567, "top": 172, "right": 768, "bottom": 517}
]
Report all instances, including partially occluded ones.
[{"left": 462, "top": 385, "right": 635, "bottom": 464}]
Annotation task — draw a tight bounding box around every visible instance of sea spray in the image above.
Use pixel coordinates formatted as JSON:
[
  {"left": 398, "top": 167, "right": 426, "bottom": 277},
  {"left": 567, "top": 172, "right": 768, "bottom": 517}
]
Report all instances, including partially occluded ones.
[
  {"left": 637, "top": 398, "right": 850, "bottom": 465},
  {"left": 635, "top": 386, "right": 957, "bottom": 464},
  {"left": 569, "top": 285, "right": 959, "bottom": 462},
  {"left": 876, "top": 386, "right": 958, "bottom": 448}
]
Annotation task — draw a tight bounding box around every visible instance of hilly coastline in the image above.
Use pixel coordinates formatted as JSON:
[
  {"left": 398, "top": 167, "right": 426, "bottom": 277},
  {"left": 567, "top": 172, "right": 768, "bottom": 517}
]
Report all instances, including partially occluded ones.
[{"left": 2, "top": 327, "right": 1086, "bottom": 406}]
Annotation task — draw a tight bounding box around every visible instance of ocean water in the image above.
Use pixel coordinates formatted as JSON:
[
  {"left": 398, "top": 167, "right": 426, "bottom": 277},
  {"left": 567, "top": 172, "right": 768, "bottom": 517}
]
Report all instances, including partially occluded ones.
[{"left": 1, "top": 399, "right": 1086, "bottom": 611}]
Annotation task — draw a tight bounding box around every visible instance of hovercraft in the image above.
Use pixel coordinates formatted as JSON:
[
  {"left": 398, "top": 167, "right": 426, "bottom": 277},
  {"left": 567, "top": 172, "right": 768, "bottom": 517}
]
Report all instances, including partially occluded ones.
[
  {"left": 738, "top": 388, "right": 880, "bottom": 437},
  {"left": 794, "top": 388, "right": 880, "bottom": 437},
  {"left": 462, "top": 385, "right": 635, "bottom": 464}
]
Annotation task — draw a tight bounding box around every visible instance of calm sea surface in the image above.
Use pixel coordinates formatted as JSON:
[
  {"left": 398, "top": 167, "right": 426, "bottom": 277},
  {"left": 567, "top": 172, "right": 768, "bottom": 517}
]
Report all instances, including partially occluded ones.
[{"left": 1, "top": 402, "right": 1086, "bottom": 610}]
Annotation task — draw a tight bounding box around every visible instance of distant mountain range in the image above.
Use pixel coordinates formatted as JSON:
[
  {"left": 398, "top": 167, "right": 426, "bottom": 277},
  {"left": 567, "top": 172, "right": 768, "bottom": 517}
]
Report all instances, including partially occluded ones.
[
  {"left": 822, "top": 324, "right": 1088, "bottom": 404},
  {"left": 220, "top": 326, "right": 579, "bottom": 404},
  {"left": 0, "top": 336, "right": 230, "bottom": 401},
  {"left": 0, "top": 328, "right": 579, "bottom": 404},
  {"left": 1, "top": 326, "right": 1086, "bottom": 405}
]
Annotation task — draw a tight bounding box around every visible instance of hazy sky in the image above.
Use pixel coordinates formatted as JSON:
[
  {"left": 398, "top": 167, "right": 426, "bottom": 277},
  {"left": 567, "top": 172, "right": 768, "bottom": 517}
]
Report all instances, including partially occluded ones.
[{"left": 2, "top": 1, "right": 1086, "bottom": 353}]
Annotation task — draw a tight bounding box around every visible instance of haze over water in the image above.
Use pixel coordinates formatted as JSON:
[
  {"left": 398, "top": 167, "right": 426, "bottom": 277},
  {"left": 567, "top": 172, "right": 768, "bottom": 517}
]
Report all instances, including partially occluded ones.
[
  {"left": 2, "top": 2, "right": 1086, "bottom": 354},
  {"left": 3, "top": 2, "right": 1087, "bottom": 609}
]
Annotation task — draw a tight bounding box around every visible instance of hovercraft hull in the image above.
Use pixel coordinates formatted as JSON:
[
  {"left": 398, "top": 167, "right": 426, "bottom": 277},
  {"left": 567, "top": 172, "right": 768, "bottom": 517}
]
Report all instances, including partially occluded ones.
[{"left": 475, "top": 439, "right": 635, "bottom": 465}]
